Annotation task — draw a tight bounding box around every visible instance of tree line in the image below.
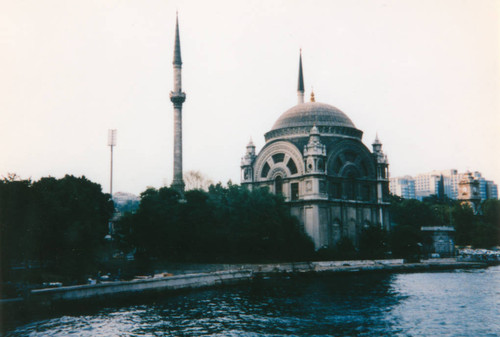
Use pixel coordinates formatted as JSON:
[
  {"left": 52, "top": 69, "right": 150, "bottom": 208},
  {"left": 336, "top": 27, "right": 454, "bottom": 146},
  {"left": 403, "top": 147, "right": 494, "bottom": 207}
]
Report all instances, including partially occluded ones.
[
  {"left": 1, "top": 173, "right": 499, "bottom": 289},
  {"left": 0, "top": 174, "right": 114, "bottom": 286},
  {"left": 114, "top": 183, "right": 315, "bottom": 264},
  {"left": 389, "top": 195, "right": 500, "bottom": 257}
]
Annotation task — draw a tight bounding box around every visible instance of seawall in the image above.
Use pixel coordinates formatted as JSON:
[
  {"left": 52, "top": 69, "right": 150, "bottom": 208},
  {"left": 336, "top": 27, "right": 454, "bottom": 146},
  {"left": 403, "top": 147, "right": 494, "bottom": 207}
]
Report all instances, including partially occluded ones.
[
  {"left": 28, "top": 269, "right": 252, "bottom": 305},
  {"left": 3, "top": 259, "right": 487, "bottom": 309}
]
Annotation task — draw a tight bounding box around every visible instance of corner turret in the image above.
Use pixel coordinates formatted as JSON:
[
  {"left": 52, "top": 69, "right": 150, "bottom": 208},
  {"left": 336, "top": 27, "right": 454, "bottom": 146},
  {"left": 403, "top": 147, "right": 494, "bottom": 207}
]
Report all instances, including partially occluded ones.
[{"left": 241, "top": 139, "right": 257, "bottom": 183}]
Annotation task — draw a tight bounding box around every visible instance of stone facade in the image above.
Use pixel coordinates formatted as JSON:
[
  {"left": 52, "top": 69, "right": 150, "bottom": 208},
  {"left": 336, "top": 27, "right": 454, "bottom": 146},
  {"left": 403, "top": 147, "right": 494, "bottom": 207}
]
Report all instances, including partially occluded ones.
[{"left": 241, "top": 54, "right": 390, "bottom": 250}]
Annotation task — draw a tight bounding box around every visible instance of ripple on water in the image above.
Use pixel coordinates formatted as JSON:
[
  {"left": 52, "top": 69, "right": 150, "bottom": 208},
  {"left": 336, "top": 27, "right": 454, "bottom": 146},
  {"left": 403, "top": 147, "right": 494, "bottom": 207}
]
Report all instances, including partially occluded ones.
[{"left": 4, "top": 267, "right": 500, "bottom": 336}]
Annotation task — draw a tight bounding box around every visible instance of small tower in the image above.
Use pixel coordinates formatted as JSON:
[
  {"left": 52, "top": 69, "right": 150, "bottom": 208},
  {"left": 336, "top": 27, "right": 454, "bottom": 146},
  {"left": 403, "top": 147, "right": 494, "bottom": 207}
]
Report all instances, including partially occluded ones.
[
  {"left": 303, "top": 125, "right": 327, "bottom": 200},
  {"left": 297, "top": 50, "right": 305, "bottom": 104},
  {"left": 169, "top": 13, "right": 186, "bottom": 194},
  {"left": 241, "top": 139, "right": 257, "bottom": 184},
  {"left": 372, "top": 134, "right": 389, "bottom": 228},
  {"left": 458, "top": 172, "right": 481, "bottom": 214},
  {"left": 372, "top": 134, "right": 388, "bottom": 179},
  {"left": 304, "top": 125, "right": 326, "bottom": 173}
]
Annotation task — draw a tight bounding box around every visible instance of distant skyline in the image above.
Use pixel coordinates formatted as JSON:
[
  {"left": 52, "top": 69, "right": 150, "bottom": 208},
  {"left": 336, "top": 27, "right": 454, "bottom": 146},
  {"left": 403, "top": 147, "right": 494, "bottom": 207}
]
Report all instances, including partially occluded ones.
[{"left": 1, "top": 0, "right": 499, "bottom": 195}]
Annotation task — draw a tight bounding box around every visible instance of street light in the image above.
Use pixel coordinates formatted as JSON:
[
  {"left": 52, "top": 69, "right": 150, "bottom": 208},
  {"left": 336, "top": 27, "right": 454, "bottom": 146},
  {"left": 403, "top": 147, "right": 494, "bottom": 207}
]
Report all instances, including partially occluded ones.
[{"left": 108, "top": 129, "right": 117, "bottom": 197}]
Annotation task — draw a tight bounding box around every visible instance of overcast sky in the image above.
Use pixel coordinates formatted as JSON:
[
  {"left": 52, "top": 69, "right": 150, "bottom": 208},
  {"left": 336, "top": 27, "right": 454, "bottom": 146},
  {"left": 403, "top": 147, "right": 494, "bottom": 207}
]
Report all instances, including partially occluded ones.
[{"left": 1, "top": 0, "right": 499, "bottom": 195}]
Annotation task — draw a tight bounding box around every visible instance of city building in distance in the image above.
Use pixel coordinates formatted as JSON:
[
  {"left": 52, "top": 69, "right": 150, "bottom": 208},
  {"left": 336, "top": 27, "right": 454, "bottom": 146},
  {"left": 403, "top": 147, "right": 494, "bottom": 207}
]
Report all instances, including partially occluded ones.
[
  {"left": 390, "top": 170, "right": 498, "bottom": 201},
  {"left": 241, "top": 52, "right": 390, "bottom": 250},
  {"left": 388, "top": 175, "right": 416, "bottom": 200}
]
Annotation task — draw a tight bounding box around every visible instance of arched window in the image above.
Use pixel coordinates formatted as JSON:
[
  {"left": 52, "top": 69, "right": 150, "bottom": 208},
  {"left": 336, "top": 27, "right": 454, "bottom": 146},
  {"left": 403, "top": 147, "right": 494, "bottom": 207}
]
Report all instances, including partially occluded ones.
[
  {"left": 345, "top": 171, "right": 358, "bottom": 200},
  {"left": 261, "top": 163, "right": 270, "bottom": 178},
  {"left": 318, "top": 159, "right": 324, "bottom": 171},
  {"left": 287, "top": 158, "right": 298, "bottom": 175},
  {"left": 275, "top": 176, "right": 283, "bottom": 195},
  {"left": 272, "top": 153, "right": 285, "bottom": 163}
]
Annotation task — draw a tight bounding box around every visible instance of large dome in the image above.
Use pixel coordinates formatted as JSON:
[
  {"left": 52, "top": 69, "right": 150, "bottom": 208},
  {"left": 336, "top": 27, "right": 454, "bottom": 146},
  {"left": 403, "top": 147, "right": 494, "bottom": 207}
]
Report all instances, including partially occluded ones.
[
  {"left": 271, "top": 102, "right": 355, "bottom": 130},
  {"left": 265, "top": 102, "right": 362, "bottom": 141}
]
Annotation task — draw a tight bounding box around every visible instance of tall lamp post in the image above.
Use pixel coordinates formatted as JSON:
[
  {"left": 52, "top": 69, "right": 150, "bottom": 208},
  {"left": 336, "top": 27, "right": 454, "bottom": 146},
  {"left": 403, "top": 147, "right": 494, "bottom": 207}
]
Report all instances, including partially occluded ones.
[
  {"left": 106, "top": 129, "right": 117, "bottom": 242},
  {"left": 108, "top": 129, "right": 117, "bottom": 197}
]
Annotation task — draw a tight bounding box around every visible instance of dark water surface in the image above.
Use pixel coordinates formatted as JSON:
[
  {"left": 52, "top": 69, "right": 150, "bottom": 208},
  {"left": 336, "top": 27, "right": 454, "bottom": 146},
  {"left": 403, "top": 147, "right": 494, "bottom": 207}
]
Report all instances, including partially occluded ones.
[{"left": 4, "top": 266, "right": 500, "bottom": 336}]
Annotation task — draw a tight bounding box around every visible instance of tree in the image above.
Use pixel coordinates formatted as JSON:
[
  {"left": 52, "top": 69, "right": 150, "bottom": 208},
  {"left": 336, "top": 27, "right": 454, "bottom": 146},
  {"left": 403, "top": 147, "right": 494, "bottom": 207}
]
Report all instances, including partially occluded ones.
[
  {"left": 359, "top": 226, "right": 389, "bottom": 259},
  {"left": 184, "top": 170, "right": 213, "bottom": 191},
  {"left": 31, "top": 175, "right": 114, "bottom": 280},
  {"left": 390, "top": 197, "right": 441, "bottom": 229},
  {"left": 0, "top": 176, "right": 39, "bottom": 278},
  {"left": 116, "top": 183, "right": 315, "bottom": 264},
  {"left": 390, "top": 224, "right": 422, "bottom": 259},
  {"left": 482, "top": 199, "right": 500, "bottom": 233},
  {"left": 388, "top": 196, "right": 435, "bottom": 259},
  {"left": 452, "top": 203, "right": 475, "bottom": 246},
  {"left": 0, "top": 175, "right": 114, "bottom": 283}
]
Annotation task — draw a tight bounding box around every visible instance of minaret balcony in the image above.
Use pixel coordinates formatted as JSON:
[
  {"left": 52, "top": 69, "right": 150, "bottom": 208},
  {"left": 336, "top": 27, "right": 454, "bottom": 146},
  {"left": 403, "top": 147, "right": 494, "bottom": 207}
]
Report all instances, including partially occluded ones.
[{"left": 170, "top": 91, "right": 186, "bottom": 104}]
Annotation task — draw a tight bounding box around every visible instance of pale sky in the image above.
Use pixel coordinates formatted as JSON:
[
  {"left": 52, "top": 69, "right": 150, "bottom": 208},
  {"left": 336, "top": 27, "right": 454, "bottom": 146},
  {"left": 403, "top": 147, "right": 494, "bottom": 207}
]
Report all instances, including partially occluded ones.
[{"left": 1, "top": 0, "right": 499, "bottom": 195}]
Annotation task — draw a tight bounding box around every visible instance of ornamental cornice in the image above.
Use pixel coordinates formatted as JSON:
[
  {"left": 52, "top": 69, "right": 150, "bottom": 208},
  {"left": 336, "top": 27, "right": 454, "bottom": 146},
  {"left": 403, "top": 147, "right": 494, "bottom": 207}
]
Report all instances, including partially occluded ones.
[{"left": 265, "top": 125, "right": 363, "bottom": 142}]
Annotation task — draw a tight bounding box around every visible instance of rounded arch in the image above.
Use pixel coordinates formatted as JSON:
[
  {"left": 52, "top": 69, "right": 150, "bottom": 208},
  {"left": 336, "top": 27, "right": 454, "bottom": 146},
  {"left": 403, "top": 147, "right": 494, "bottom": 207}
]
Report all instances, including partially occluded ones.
[
  {"left": 253, "top": 141, "right": 304, "bottom": 181},
  {"left": 274, "top": 175, "right": 283, "bottom": 195},
  {"left": 340, "top": 163, "right": 362, "bottom": 179},
  {"left": 269, "top": 166, "right": 287, "bottom": 180},
  {"left": 326, "top": 139, "right": 376, "bottom": 178}
]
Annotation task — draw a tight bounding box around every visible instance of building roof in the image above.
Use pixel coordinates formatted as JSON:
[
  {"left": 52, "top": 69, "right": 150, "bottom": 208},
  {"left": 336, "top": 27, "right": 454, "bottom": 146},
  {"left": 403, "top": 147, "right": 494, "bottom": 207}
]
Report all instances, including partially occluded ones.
[
  {"left": 271, "top": 102, "right": 356, "bottom": 130},
  {"left": 264, "top": 102, "right": 362, "bottom": 142}
]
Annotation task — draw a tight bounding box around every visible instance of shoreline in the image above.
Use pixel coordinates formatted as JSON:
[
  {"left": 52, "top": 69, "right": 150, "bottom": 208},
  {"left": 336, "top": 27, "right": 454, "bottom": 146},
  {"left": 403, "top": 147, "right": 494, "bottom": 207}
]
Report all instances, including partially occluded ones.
[{"left": 1, "top": 258, "right": 488, "bottom": 312}]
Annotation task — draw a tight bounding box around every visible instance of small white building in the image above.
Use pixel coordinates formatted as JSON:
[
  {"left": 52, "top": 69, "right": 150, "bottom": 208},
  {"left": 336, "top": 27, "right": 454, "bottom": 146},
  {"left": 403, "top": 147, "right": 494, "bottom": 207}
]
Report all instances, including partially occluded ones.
[{"left": 421, "top": 226, "right": 455, "bottom": 257}]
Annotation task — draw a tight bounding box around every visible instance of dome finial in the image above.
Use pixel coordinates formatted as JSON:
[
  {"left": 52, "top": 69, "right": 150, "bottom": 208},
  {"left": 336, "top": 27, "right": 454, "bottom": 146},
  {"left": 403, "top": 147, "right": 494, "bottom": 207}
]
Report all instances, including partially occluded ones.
[{"left": 310, "top": 87, "right": 315, "bottom": 102}]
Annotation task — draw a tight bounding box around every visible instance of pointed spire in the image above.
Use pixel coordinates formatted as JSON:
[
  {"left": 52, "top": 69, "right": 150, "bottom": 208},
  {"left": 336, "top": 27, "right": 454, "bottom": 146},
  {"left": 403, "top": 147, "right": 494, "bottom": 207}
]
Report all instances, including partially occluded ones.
[
  {"left": 173, "top": 12, "right": 182, "bottom": 65},
  {"left": 247, "top": 137, "right": 255, "bottom": 148},
  {"left": 298, "top": 49, "right": 304, "bottom": 92},
  {"left": 297, "top": 49, "right": 305, "bottom": 104},
  {"left": 373, "top": 133, "right": 381, "bottom": 145}
]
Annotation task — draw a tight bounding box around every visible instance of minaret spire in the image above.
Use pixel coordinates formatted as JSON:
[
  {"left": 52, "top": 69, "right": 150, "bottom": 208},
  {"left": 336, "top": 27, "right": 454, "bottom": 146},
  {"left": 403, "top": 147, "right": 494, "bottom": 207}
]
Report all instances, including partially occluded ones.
[
  {"left": 173, "top": 12, "right": 182, "bottom": 66},
  {"left": 297, "top": 49, "right": 305, "bottom": 104},
  {"left": 170, "top": 12, "right": 186, "bottom": 195}
]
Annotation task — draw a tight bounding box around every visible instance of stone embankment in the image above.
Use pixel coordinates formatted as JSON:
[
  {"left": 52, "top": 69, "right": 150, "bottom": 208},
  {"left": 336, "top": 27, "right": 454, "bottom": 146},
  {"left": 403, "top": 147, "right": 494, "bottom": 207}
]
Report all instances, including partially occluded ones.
[
  {"left": 7, "top": 259, "right": 487, "bottom": 308},
  {"left": 28, "top": 270, "right": 252, "bottom": 305}
]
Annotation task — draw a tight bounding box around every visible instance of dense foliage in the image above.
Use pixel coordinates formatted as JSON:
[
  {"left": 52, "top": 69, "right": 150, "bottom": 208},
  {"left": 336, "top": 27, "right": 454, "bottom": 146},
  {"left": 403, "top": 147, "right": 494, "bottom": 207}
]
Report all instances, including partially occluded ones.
[
  {"left": 115, "top": 183, "right": 315, "bottom": 263},
  {"left": 0, "top": 175, "right": 114, "bottom": 283},
  {"left": 2, "top": 170, "right": 498, "bottom": 289},
  {"left": 389, "top": 195, "right": 500, "bottom": 257}
]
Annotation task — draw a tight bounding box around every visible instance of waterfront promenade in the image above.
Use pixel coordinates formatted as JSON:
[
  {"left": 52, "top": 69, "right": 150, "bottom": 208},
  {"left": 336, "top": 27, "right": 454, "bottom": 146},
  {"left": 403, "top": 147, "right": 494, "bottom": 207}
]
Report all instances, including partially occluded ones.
[{"left": 11, "top": 258, "right": 485, "bottom": 308}]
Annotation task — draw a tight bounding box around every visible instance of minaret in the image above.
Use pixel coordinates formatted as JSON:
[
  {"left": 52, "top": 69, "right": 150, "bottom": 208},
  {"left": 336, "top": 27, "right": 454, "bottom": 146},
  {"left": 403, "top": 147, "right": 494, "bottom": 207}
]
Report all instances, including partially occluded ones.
[
  {"left": 297, "top": 50, "right": 305, "bottom": 104},
  {"left": 170, "top": 13, "right": 186, "bottom": 194}
]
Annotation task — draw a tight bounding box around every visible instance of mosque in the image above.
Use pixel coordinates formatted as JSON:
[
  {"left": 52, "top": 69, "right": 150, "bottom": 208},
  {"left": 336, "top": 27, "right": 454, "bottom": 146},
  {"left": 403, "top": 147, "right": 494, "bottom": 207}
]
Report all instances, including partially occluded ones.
[
  {"left": 169, "top": 15, "right": 390, "bottom": 250},
  {"left": 240, "top": 52, "right": 390, "bottom": 250}
]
